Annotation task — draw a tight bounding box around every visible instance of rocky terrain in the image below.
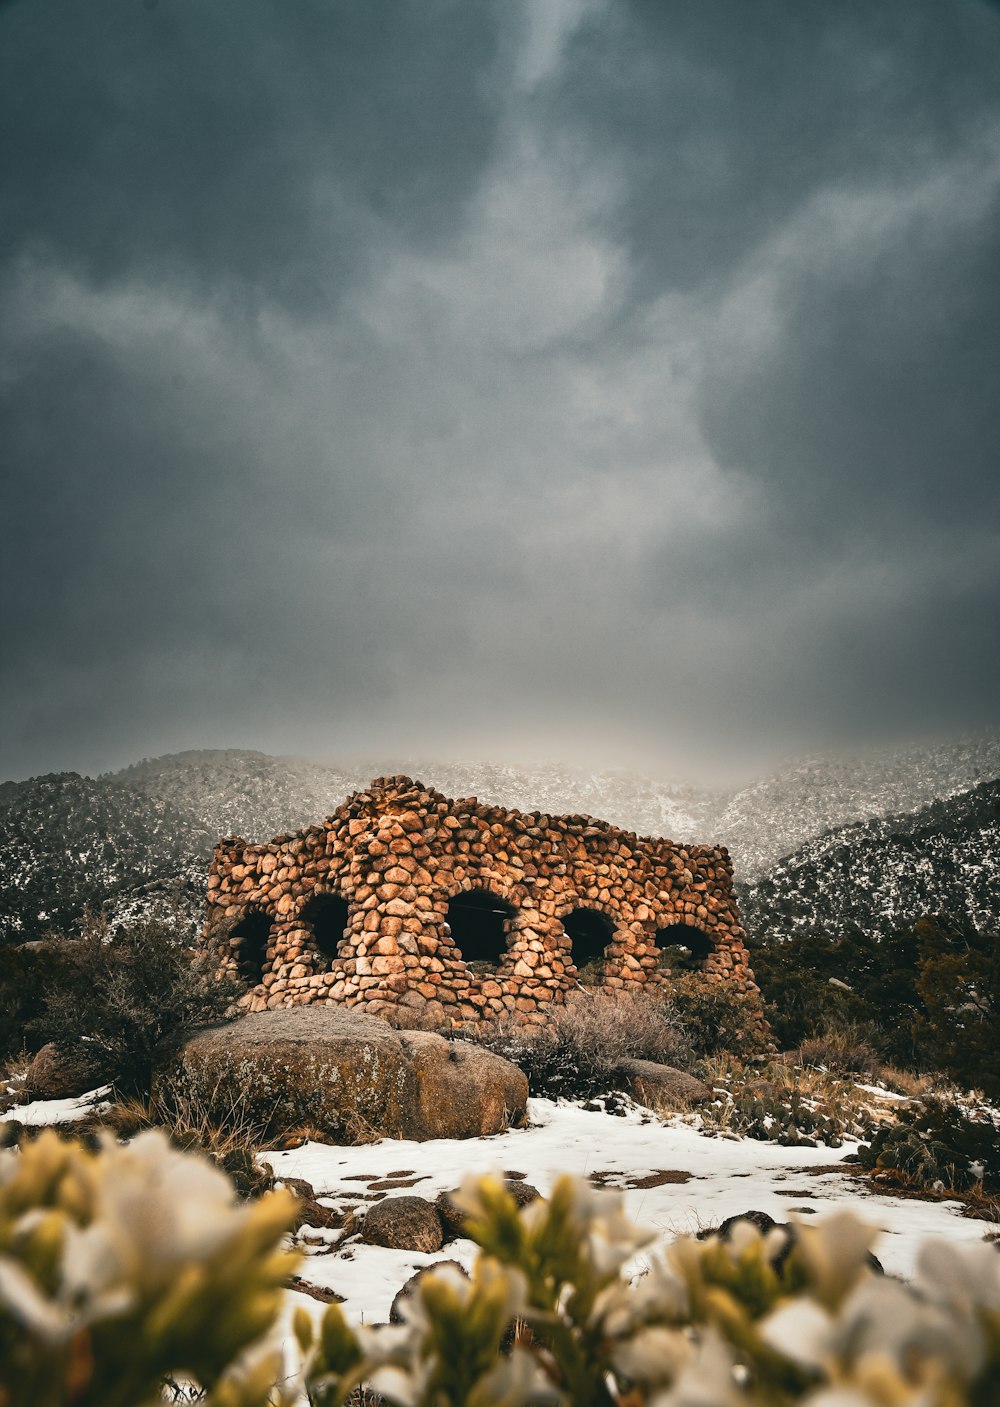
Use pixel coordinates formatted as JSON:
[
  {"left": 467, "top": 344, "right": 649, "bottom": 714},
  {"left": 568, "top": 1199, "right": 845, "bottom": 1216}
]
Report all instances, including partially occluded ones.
[{"left": 1, "top": 734, "right": 997, "bottom": 946}]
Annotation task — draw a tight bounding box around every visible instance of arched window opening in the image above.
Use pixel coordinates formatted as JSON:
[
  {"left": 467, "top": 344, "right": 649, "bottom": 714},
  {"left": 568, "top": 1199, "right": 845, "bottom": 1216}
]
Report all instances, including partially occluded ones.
[
  {"left": 563, "top": 908, "right": 615, "bottom": 983},
  {"left": 446, "top": 889, "right": 515, "bottom": 972},
  {"left": 300, "top": 891, "right": 350, "bottom": 966},
  {"left": 229, "top": 909, "right": 272, "bottom": 985},
  {"left": 654, "top": 923, "right": 713, "bottom": 972}
]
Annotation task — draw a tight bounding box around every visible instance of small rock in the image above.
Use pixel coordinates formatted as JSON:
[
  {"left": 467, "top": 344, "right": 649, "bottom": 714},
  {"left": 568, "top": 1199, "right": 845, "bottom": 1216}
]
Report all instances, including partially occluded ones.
[{"left": 362, "top": 1196, "right": 444, "bottom": 1252}]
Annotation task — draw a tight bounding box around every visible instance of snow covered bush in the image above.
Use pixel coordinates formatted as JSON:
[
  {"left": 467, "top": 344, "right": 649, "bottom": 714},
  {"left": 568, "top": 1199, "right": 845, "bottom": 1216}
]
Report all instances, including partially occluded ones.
[{"left": 0, "top": 1127, "right": 298, "bottom": 1406}]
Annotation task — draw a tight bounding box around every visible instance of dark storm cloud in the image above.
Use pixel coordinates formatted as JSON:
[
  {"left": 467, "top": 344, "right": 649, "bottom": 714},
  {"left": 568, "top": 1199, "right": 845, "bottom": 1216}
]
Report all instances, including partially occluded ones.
[
  {"left": 538, "top": 0, "right": 1000, "bottom": 747},
  {"left": 543, "top": 0, "right": 1000, "bottom": 298},
  {"left": 1, "top": 0, "right": 998, "bottom": 780},
  {"left": 0, "top": 0, "right": 514, "bottom": 310}
]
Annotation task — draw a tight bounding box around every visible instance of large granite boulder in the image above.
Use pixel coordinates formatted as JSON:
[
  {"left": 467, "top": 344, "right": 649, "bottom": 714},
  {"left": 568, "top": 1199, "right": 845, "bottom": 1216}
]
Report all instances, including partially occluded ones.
[{"left": 152, "top": 1007, "right": 528, "bottom": 1143}]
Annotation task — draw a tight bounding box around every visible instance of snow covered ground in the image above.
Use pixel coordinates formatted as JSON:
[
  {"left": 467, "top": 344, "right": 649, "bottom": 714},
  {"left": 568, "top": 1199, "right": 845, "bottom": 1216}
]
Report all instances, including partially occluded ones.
[
  {"left": 0, "top": 1086, "right": 112, "bottom": 1126},
  {"left": 267, "top": 1097, "right": 1000, "bottom": 1325}
]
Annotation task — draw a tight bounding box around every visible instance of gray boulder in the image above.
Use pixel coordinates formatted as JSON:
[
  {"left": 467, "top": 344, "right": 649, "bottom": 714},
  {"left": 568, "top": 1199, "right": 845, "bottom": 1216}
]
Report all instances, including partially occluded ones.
[{"left": 152, "top": 1007, "right": 528, "bottom": 1144}]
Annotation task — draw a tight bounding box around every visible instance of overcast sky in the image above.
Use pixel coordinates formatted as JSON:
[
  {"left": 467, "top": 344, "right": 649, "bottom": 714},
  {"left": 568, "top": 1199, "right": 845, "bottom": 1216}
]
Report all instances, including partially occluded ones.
[{"left": 2, "top": 0, "right": 999, "bottom": 784}]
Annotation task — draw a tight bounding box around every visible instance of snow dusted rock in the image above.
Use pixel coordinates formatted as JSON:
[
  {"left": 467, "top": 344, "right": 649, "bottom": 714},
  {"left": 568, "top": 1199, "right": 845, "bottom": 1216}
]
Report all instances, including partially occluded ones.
[
  {"left": 362, "top": 1195, "right": 444, "bottom": 1252},
  {"left": 617, "top": 1059, "right": 713, "bottom": 1109},
  {"left": 153, "top": 1007, "right": 527, "bottom": 1143}
]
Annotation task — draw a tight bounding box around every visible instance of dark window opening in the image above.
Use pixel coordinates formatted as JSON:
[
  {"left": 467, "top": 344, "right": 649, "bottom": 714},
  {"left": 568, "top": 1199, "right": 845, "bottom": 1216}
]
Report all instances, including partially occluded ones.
[
  {"left": 230, "top": 910, "right": 272, "bottom": 985},
  {"left": 654, "top": 923, "right": 713, "bottom": 972},
  {"left": 446, "top": 889, "right": 514, "bottom": 971},
  {"left": 564, "top": 908, "right": 615, "bottom": 981},
  {"left": 300, "top": 891, "right": 349, "bottom": 965}
]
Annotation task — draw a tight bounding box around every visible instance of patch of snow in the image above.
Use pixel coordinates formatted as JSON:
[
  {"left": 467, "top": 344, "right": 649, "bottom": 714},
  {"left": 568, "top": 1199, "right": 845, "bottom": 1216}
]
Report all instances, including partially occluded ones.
[
  {"left": 0, "top": 1086, "right": 112, "bottom": 1126},
  {"left": 264, "top": 1098, "right": 999, "bottom": 1325}
]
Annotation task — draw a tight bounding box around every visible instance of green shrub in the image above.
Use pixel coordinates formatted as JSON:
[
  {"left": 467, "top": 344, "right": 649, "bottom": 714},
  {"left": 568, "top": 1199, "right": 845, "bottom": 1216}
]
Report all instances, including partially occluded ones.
[
  {"left": 914, "top": 921, "right": 1000, "bottom": 1099},
  {"left": 0, "top": 941, "right": 74, "bottom": 1061},
  {"left": 28, "top": 911, "right": 243, "bottom": 1095},
  {"left": 666, "top": 971, "right": 767, "bottom": 1060},
  {"left": 751, "top": 917, "right": 1000, "bottom": 1092},
  {"left": 859, "top": 1096, "right": 1000, "bottom": 1194}
]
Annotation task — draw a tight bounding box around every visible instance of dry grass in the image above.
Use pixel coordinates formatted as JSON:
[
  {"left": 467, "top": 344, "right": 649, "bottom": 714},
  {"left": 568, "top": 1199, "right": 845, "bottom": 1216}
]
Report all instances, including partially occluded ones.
[
  {"left": 696, "top": 1056, "right": 891, "bottom": 1145},
  {"left": 0, "top": 1050, "right": 34, "bottom": 1111},
  {"left": 88, "top": 1078, "right": 276, "bottom": 1198},
  {"left": 797, "top": 1024, "right": 879, "bottom": 1078},
  {"left": 546, "top": 987, "right": 693, "bottom": 1074},
  {"left": 869, "top": 1064, "right": 944, "bottom": 1099}
]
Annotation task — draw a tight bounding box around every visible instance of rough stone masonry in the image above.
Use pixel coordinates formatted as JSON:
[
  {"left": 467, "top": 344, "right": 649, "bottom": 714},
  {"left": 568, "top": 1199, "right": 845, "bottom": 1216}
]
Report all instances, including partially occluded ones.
[{"left": 203, "top": 775, "right": 758, "bottom": 1025}]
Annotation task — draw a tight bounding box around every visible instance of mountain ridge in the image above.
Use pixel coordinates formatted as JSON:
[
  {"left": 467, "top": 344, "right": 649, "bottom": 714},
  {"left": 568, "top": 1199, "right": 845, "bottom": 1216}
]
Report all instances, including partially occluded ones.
[{"left": 2, "top": 735, "right": 997, "bottom": 946}]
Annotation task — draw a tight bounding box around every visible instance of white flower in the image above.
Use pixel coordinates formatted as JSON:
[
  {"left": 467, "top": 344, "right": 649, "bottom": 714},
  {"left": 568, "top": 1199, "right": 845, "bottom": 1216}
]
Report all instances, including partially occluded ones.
[
  {"left": 761, "top": 1299, "right": 835, "bottom": 1370},
  {"left": 91, "top": 1129, "right": 240, "bottom": 1285}
]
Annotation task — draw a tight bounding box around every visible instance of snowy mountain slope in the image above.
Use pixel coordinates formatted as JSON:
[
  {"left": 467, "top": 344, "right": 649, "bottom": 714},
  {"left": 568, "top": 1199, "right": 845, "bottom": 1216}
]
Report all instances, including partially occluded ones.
[
  {"left": 739, "top": 778, "right": 1000, "bottom": 944},
  {"left": 3, "top": 737, "right": 998, "bottom": 946},
  {"left": 717, "top": 734, "right": 1000, "bottom": 879},
  {"left": 113, "top": 751, "right": 368, "bottom": 845},
  {"left": 116, "top": 750, "right": 719, "bottom": 846},
  {"left": 0, "top": 773, "right": 212, "bottom": 944},
  {"left": 352, "top": 757, "right": 719, "bottom": 841}
]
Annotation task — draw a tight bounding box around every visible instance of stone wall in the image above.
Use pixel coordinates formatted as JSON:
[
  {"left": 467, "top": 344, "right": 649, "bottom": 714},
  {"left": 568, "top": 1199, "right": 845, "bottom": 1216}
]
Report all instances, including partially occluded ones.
[{"left": 203, "top": 775, "right": 758, "bottom": 1025}]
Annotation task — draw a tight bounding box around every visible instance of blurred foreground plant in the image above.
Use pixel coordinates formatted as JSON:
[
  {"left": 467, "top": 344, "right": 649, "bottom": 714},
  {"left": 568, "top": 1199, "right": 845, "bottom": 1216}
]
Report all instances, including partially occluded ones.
[
  {"left": 303, "top": 1174, "right": 1000, "bottom": 1407},
  {"left": 0, "top": 1128, "right": 298, "bottom": 1407},
  {"left": 6, "top": 1131, "right": 1000, "bottom": 1407}
]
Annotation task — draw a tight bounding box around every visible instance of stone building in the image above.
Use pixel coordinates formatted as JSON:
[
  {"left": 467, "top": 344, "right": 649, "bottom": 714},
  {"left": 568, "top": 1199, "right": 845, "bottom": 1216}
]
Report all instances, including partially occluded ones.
[{"left": 203, "top": 775, "right": 757, "bottom": 1025}]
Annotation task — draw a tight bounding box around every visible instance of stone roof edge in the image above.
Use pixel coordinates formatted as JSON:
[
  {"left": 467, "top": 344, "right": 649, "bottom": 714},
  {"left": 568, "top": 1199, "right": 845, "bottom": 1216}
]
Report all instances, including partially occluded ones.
[{"left": 216, "top": 773, "right": 731, "bottom": 866}]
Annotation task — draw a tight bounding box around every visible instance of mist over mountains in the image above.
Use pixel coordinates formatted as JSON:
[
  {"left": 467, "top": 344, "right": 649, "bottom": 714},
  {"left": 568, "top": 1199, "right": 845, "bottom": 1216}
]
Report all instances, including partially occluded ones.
[{"left": 1, "top": 736, "right": 998, "bottom": 947}]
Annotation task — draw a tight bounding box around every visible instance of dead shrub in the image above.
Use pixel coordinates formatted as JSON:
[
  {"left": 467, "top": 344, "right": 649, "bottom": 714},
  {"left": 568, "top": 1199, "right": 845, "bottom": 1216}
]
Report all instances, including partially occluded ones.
[{"left": 460, "top": 989, "right": 693, "bottom": 1100}]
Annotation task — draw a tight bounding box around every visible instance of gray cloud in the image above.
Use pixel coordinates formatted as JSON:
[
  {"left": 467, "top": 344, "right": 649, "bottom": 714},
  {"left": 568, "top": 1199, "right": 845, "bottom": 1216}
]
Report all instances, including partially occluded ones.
[{"left": 1, "top": 0, "right": 998, "bottom": 782}]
